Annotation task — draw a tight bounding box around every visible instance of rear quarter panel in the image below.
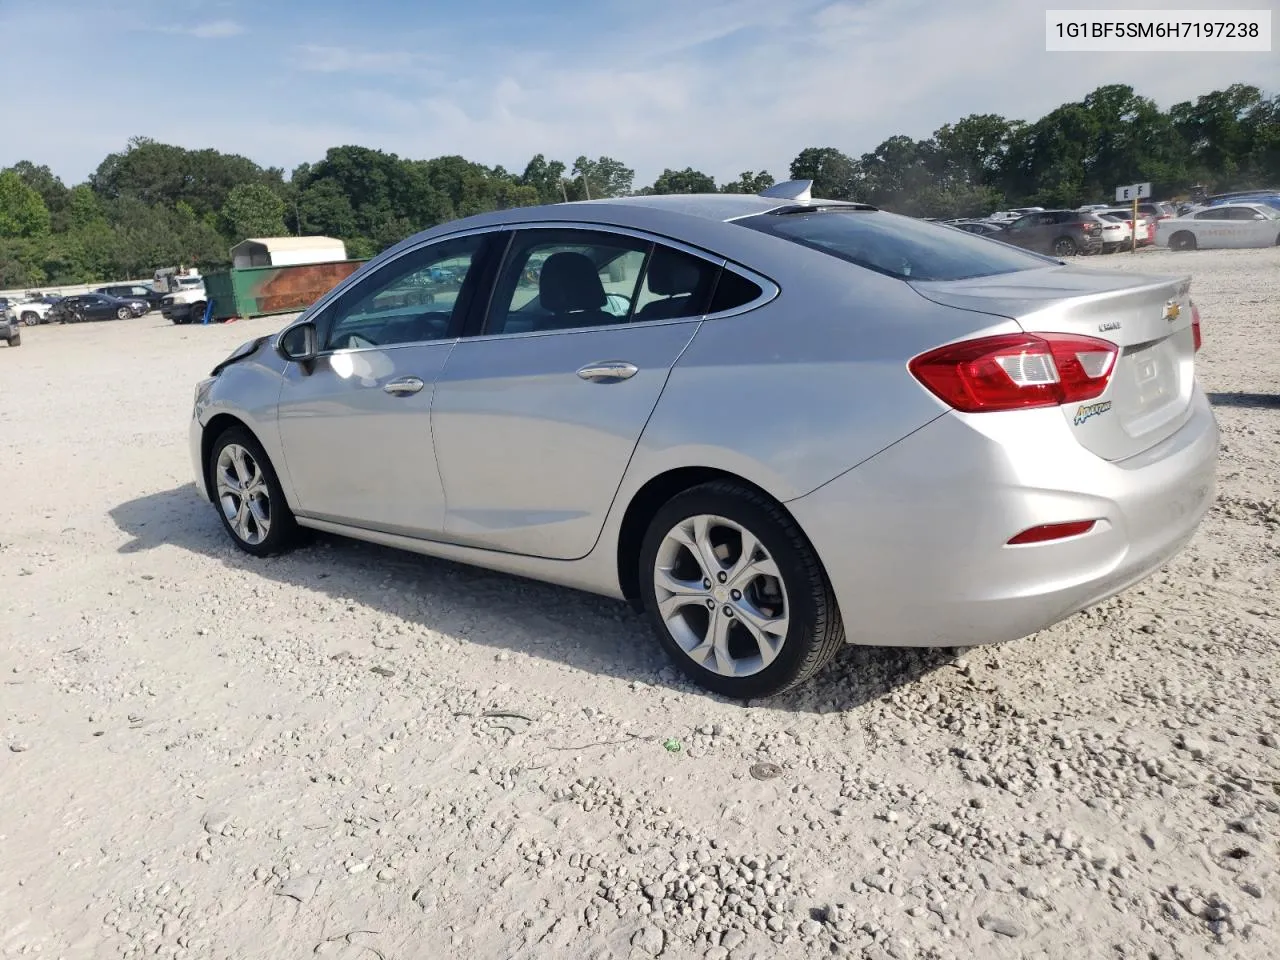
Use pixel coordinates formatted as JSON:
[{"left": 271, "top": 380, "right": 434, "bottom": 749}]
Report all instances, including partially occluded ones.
[{"left": 626, "top": 240, "right": 1022, "bottom": 503}]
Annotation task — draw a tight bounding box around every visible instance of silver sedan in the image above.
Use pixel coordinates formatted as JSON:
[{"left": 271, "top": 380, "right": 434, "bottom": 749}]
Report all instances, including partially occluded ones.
[{"left": 189, "top": 182, "right": 1218, "bottom": 698}]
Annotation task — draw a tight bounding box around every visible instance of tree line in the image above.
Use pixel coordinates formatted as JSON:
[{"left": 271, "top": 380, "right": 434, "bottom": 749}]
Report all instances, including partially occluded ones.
[{"left": 0, "top": 82, "right": 1275, "bottom": 288}]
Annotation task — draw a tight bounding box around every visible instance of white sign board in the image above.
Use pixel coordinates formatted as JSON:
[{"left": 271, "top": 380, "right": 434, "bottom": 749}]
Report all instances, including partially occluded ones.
[{"left": 1115, "top": 182, "right": 1152, "bottom": 202}]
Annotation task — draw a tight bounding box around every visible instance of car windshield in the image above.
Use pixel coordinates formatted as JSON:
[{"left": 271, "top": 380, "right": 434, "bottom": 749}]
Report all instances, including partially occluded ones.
[{"left": 736, "top": 208, "right": 1053, "bottom": 281}]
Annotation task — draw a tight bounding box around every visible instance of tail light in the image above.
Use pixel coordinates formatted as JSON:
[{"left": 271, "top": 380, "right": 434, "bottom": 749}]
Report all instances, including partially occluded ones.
[
  {"left": 908, "top": 333, "right": 1119, "bottom": 413},
  {"left": 1191, "top": 301, "right": 1202, "bottom": 352}
]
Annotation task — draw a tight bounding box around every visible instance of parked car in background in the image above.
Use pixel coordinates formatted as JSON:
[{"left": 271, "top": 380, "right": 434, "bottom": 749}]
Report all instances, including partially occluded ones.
[
  {"left": 1157, "top": 203, "right": 1280, "bottom": 250},
  {"left": 95, "top": 284, "right": 164, "bottom": 309},
  {"left": 1, "top": 303, "right": 19, "bottom": 347},
  {"left": 188, "top": 183, "right": 1216, "bottom": 698},
  {"left": 1001, "top": 210, "right": 1104, "bottom": 256},
  {"left": 950, "top": 220, "right": 1008, "bottom": 237},
  {"left": 9, "top": 294, "right": 61, "bottom": 325},
  {"left": 47, "top": 293, "right": 149, "bottom": 323},
  {"left": 1206, "top": 193, "right": 1280, "bottom": 213},
  {"left": 1090, "top": 214, "right": 1131, "bottom": 252},
  {"left": 1096, "top": 209, "right": 1155, "bottom": 247}
]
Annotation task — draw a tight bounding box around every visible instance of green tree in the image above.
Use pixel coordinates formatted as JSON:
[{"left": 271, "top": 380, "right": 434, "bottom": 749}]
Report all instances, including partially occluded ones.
[
  {"left": 0, "top": 170, "right": 52, "bottom": 238},
  {"left": 788, "top": 147, "right": 859, "bottom": 200},
  {"left": 644, "top": 167, "right": 717, "bottom": 194},
  {"left": 519, "top": 154, "right": 568, "bottom": 204},
  {"left": 220, "top": 183, "right": 288, "bottom": 240},
  {"left": 568, "top": 156, "right": 634, "bottom": 199},
  {"left": 721, "top": 170, "right": 775, "bottom": 194}
]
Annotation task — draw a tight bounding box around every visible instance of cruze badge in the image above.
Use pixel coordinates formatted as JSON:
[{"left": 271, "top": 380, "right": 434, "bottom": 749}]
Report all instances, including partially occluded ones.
[
  {"left": 1098, "top": 320, "right": 1121, "bottom": 332},
  {"left": 1163, "top": 301, "right": 1181, "bottom": 322}
]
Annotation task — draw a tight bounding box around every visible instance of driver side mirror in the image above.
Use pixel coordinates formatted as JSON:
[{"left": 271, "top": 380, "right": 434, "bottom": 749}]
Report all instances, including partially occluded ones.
[{"left": 277, "top": 321, "right": 317, "bottom": 364}]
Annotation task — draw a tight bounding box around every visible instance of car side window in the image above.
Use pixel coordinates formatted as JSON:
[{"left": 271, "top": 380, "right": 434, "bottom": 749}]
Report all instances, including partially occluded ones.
[
  {"left": 708, "top": 268, "right": 764, "bottom": 313},
  {"left": 321, "top": 234, "right": 486, "bottom": 351},
  {"left": 631, "top": 245, "right": 720, "bottom": 322},
  {"left": 485, "top": 229, "right": 650, "bottom": 335},
  {"left": 1194, "top": 209, "right": 1228, "bottom": 220}
]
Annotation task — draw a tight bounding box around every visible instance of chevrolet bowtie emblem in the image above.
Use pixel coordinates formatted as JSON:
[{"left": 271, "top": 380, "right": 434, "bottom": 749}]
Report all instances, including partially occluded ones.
[{"left": 1163, "top": 301, "right": 1181, "bottom": 322}]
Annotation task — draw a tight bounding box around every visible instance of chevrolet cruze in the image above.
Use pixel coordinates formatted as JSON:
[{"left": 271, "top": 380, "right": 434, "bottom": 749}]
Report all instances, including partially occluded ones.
[{"left": 189, "top": 182, "right": 1218, "bottom": 698}]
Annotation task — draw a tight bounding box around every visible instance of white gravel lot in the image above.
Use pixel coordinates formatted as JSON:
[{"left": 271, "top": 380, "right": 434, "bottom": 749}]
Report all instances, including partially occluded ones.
[{"left": 1, "top": 247, "right": 1277, "bottom": 960}]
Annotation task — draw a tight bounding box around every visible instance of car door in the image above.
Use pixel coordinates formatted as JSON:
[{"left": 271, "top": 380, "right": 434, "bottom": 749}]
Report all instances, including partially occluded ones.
[
  {"left": 1002, "top": 214, "right": 1040, "bottom": 251},
  {"left": 274, "top": 231, "right": 502, "bottom": 536},
  {"left": 81, "top": 295, "right": 110, "bottom": 320},
  {"left": 431, "top": 227, "right": 723, "bottom": 559},
  {"left": 1227, "top": 206, "right": 1275, "bottom": 246}
]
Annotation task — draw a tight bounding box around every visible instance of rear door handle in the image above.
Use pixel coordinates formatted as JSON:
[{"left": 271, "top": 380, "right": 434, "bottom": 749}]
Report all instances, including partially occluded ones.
[
  {"left": 576, "top": 361, "right": 638, "bottom": 382},
  {"left": 383, "top": 376, "right": 425, "bottom": 395}
]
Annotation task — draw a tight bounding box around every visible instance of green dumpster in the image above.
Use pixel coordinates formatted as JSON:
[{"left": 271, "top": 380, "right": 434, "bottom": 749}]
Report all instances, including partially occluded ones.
[{"left": 204, "top": 259, "right": 370, "bottom": 321}]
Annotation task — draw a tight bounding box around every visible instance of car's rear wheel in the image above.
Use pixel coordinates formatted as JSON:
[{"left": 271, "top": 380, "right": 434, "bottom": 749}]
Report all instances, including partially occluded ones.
[
  {"left": 115, "top": 307, "right": 130, "bottom": 320},
  {"left": 639, "top": 480, "right": 844, "bottom": 699},
  {"left": 208, "top": 426, "right": 299, "bottom": 557},
  {"left": 1170, "top": 231, "right": 1197, "bottom": 251},
  {"left": 1053, "top": 236, "right": 1078, "bottom": 257},
  {"left": 6, "top": 332, "right": 19, "bottom": 347},
  {"left": 191, "top": 302, "right": 206, "bottom": 323}
]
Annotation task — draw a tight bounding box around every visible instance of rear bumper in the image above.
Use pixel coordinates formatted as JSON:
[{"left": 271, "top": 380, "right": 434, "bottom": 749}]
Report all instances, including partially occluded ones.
[{"left": 787, "top": 388, "right": 1218, "bottom": 648}]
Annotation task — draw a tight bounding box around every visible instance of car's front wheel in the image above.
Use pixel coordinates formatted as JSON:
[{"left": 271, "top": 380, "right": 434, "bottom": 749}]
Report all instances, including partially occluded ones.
[
  {"left": 20, "top": 312, "right": 39, "bottom": 326},
  {"left": 115, "top": 307, "right": 131, "bottom": 320},
  {"left": 639, "top": 480, "right": 845, "bottom": 699},
  {"left": 6, "top": 332, "right": 19, "bottom": 347},
  {"left": 1170, "top": 231, "right": 1197, "bottom": 251},
  {"left": 208, "top": 426, "right": 299, "bottom": 556}
]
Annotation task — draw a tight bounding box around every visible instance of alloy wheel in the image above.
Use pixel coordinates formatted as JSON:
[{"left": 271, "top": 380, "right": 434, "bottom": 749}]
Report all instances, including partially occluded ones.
[
  {"left": 215, "top": 443, "right": 272, "bottom": 546},
  {"left": 652, "top": 514, "right": 790, "bottom": 678}
]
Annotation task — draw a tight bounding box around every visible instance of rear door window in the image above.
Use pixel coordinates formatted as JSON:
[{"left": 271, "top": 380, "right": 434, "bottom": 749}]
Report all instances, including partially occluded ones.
[{"left": 736, "top": 208, "right": 1053, "bottom": 281}]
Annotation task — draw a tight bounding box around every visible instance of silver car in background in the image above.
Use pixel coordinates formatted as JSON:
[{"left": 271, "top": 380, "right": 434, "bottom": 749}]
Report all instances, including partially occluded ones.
[{"left": 189, "top": 182, "right": 1218, "bottom": 698}]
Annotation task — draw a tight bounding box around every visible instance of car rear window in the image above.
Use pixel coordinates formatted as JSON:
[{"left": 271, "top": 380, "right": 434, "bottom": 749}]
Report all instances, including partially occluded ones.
[{"left": 735, "top": 208, "right": 1052, "bottom": 281}]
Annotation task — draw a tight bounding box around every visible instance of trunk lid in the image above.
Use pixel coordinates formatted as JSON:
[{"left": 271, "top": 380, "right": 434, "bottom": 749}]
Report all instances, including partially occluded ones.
[{"left": 910, "top": 265, "right": 1197, "bottom": 461}]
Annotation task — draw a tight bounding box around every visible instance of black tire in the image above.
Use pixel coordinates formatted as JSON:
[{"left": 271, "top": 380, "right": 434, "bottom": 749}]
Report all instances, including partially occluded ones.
[
  {"left": 20, "top": 311, "right": 39, "bottom": 326},
  {"left": 1052, "top": 236, "right": 1078, "bottom": 257},
  {"left": 1170, "top": 231, "right": 1197, "bottom": 251},
  {"left": 190, "top": 302, "right": 206, "bottom": 323},
  {"left": 6, "top": 333, "right": 19, "bottom": 347},
  {"left": 115, "top": 306, "right": 131, "bottom": 320},
  {"left": 207, "top": 425, "right": 299, "bottom": 557},
  {"left": 638, "top": 480, "right": 845, "bottom": 699}
]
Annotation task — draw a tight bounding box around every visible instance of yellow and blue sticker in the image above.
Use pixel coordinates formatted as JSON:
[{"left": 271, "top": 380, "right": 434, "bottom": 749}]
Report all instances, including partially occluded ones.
[{"left": 1073, "top": 400, "right": 1113, "bottom": 425}]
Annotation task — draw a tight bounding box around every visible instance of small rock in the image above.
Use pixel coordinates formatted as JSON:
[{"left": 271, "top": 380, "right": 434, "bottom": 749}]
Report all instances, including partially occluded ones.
[
  {"left": 705, "top": 947, "right": 728, "bottom": 960},
  {"left": 978, "top": 913, "right": 1025, "bottom": 938},
  {"left": 370, "top": 665, "right": 395, "bottom": 677},
  {"left": 631, "top": 925, "right": 664, "bottom": 956},
  {"left": 377, "top": 867, "right": 397, "bottom": 882},
  {"left": 721, "top": 929, "right": 746, "bottom": 950},
  {"left": 799, "top": 919, "right": 822, "bottom": 937},
  {"left": 1240, "top": 881, "right": 1264, "bottom": 899},
  {"left": 8, "top": 742, "right": 30, "bottom": 753}
]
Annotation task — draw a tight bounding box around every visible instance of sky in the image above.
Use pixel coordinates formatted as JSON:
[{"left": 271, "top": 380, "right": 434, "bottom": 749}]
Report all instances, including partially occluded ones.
[{"left": 1, "top": 0, "right": 1275, "bottom": 187}]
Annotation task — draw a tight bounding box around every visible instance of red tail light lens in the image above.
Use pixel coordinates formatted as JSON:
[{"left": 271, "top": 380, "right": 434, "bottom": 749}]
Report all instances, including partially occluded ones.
[
  {"left": 909, "top": 333, "right": 1119, "bottom": 413},
  {"left": 1007, "top": 520, "right": 1097, "bottom": 545},
  {"left": 1191, "top": 301, "right": 1202, "bottom": 352}
]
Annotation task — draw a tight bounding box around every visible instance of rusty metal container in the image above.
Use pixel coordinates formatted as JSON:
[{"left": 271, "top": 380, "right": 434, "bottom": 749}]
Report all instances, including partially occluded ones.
[{"left": 204, "top": 259, "right": 369, "bottom": 320}]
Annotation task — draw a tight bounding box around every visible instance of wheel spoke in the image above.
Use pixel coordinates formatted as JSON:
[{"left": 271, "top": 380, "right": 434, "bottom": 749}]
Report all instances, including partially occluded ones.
[
  {"left": 232, "top": 448, "right": 254, "bottom": 487},
  {"left": 708, "top": 609, "right": 734, "bottom": 675},
  {"left": 734, "top": 602, "right": 788, "bottom": 668},
  {"left": 655, "top": 569, "right": 708, "bottom": 619}
]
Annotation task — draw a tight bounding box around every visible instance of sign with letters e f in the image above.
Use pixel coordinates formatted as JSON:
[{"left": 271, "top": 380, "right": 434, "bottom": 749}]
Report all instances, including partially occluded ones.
[{"left": 1116, "top": 182, "right": 1152, "bottom": 202}]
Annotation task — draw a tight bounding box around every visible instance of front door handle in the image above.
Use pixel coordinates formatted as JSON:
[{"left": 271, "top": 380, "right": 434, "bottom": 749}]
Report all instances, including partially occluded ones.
[
  {"left": 576, "top": 361, "right": 638, "bottom": 382},
  {"left": 383, "top": 376, "right": 425, "bottom": 395}
]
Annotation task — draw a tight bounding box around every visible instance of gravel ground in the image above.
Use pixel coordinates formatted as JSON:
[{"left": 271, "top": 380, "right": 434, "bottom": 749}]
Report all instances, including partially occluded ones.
[{"left": 1, "top": 247, "right": 1277, "bottom": 960}]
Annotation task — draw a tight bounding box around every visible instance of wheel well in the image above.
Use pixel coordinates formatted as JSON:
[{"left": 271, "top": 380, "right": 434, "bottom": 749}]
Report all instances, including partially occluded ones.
[
  {"left": 200, "top": 413, "right": 252, "bottom": 497},
  {"left": 615, "top": 467, "right": 788, "bottom": 604}
]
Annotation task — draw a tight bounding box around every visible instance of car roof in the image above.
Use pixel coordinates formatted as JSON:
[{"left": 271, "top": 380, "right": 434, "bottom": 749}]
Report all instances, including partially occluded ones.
[{"left": 364, "top": 191, "right": 878, "bottom": 275}]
